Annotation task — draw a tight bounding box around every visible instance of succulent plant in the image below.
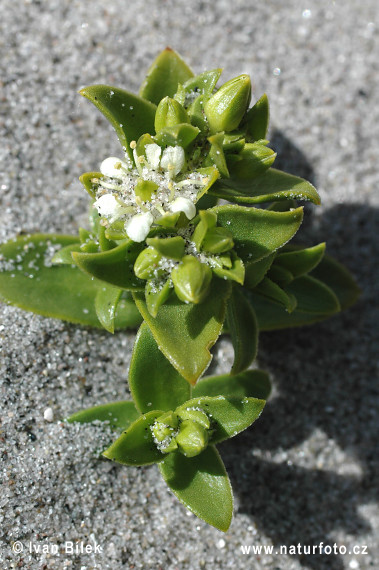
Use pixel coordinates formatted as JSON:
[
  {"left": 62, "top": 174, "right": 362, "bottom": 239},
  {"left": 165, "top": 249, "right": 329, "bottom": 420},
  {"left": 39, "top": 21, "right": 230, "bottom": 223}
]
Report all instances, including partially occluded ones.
[{"left": 0, "top": 48, "right": 359, "bottom": 530}]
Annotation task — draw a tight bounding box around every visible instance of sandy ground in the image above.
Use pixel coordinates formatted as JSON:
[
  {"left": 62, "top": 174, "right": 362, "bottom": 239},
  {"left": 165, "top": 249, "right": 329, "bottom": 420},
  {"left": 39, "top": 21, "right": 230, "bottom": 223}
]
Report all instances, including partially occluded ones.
[{"left": 0, "top": 1, "right": 378, "bottom": 568}]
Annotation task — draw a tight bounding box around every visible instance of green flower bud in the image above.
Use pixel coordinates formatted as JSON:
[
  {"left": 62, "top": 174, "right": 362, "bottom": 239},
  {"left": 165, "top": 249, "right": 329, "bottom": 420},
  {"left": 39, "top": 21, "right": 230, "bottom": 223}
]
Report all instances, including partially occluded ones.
[
  {"left": 175, "top": 419, "right": 209, "bottom": 457},
  {"left": 154, "top": 96, "right": 189, "bottom": 133},
  {"left": 177, "top": 407, "right": 210, "bottom": 429},
  {"left": 151, "top": 412, "right": 180, "bottom": 453},
  {"left": 204, "top": 74, "right": 251, "bottom": 134},
  {"left": 171, "top": 255, "right": 212, "bottom": 304},
  {"left": 227, "top": 142, "right": 276, "bottom": 180},
  {"left": 202, "top": 227, "right": 234, "bottom": 254},
  {"left": 134, "top": 246, "right": 162, "bottom": 280},
  {"left": 134, "top": 178, "right": 159, "bottom": 201}
]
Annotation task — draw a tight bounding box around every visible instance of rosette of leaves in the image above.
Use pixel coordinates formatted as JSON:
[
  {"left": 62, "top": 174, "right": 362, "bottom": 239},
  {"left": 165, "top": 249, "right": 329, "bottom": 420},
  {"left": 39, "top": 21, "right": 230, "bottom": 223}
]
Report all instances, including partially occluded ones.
[{"left": 67, "top": 323, "right": 270, "bottom": 531}]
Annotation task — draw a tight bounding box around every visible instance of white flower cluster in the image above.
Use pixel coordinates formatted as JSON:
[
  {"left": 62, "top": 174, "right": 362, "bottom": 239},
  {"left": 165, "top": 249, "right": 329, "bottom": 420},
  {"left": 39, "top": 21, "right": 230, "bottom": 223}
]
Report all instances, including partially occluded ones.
[{"left": 93, "top": 143, "right": 207, "bottom": 242}]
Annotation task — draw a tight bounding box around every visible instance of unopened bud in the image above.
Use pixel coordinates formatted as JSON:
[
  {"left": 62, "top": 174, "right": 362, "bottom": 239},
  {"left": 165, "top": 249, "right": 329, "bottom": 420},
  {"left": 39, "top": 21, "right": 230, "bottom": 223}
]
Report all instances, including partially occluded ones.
[
  {"left": 175, "top": 419, "right": 209, "bottom": 457},
  {"left": 204, "top": 74, "right": 251, "bottom": 134},
  {"left": 154, "top": 96, "right": 189, "bottom": 133},
  {"left": 171, "top": 256, "right": 212, "bottom": 304},
  {"left": 134, "top": 247, "right": 162, "bottom": 279}
]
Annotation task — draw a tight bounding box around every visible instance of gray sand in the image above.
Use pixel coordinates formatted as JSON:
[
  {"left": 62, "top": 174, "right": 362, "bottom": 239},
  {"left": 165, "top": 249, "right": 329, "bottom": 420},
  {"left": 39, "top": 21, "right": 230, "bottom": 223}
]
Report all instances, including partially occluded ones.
[{"left": 0, "top": 1, "right": 378, "bottom": 568}]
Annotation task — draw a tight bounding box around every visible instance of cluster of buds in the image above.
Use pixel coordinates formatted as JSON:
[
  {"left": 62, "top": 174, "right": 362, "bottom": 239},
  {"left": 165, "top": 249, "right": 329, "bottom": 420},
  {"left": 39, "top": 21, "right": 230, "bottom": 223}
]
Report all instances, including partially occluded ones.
[
  {"left": 83, "top": 66, "right": 276, "bottom": 313},
  {"left": 133, "top": 209, "right": 244, "bottom": 314},
  {"left": 151, "top": 406, "right": 211, "bottom": 458}
]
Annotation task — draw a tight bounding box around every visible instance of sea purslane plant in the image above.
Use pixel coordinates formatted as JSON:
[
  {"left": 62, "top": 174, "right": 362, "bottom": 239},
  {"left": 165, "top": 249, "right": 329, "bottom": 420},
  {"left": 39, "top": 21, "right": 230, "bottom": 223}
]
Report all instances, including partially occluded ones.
[{"left": 0, "top": 48, "right": 359, "bottom": 531}]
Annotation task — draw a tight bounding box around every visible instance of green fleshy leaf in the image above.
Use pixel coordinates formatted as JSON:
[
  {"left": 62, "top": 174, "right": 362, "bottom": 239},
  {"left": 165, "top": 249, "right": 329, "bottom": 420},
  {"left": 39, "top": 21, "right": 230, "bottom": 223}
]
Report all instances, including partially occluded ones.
[
  {"left": 95, "top": 283, "right": 122, "bottom": 333},
  {"left": 103, "top": 411, "right": 165, "bottom": 466},
  {"left": 248, "top": 252, "right": 357, "bottom": 330},
  {"left": 275, "top": 243, "right": 326, "bottom": 277},
  {"left": 207, "top": 133, "right": 229, "bottom": 178},
  {"left": 244, "top": 253, "right": 276, "bottom": 289},
  {"left": 254, "top": 277, "right": 297, "bottom": 313},
  {"left": 250, "top": 293, "right": 334, "bottom": 331},
  {"left": 66, "top": 401, "right": 139, "bottom": 430},
  {"left": 72, "top": 240, "right": 145, "bottom": 290},
  {"left": 139, "top": 48, "right": 194, "bottom": 105},
  {"left": 145, "top": 279, "right": 171, "bottom": 317},
  {"left": 226, "top": 142, "right": 276, "bottom": 180},
  {"left": 310, "top": 254, "right": 360, "bottom": 310},
  {"left": 226, "top": 286, "right": 258, "bottom": 374},
  {"left": 158, "top": 445, "right": 233, "bottom": 532},
  {"left": 195, "top": 193, "right": 219, "bottom": 210},
  {"left": 211, "top": 205, "right": 304, "bottom": 263},
  {"left": 192, "top": 369, "right": 271, "bottom": 400},
  {"left": 129, "top": 323, "right": 190, "bottom": 413},
  {"left": 285, "top": 275, "right": 340, "bottom": 314},
  {"left": 210, "top": 168, "right": 320, "bottom": 205},
  {"left": 133, "top": 278, "right": 232, "bottom": 385},
  {"left": 267, "top": 264, "right": 294, "bottom": 286},
  {"left": 182, "top": 69, "right": 222, "bottom": 98},
  {"left": 80, "top": 85, "right": 156, "bottom": 160},
  {"left": 155, "top": 123, "right": 200, "bottom": 148},
  {"left": 146, "top": 236, "right": 185, "bottom": 260},
  {"left": 177, "top": 396, "right": 265, "bottom": 445},
  {"left": 243, "top": 93, "right": 270, "bottom": 140},
  {"left": 212, "top": 251, "right": 245, "bottom": 285},
  {"left": 0, "top": 234, "right": 141, "bottom": 329}
]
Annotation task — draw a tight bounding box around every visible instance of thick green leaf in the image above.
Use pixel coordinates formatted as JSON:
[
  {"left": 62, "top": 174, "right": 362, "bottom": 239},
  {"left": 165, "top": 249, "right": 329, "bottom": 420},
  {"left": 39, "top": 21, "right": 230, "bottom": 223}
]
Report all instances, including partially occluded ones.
[
  {"left": 139, "top": 48, "right": 194, "bottom": 105},
  {"left": 250, "top": 293, "right": 334, "bottom": 330},
  {"left": 103, "top": 411, "right": 165, "bottom": 466},
  {"left": 72, "top": 240, "right": 144, "bottom": 290},
  {"left": 66, "top": 401, "right": 139, "bottom": 430},
  {"left": 285, "top": 275, "right": 340, "bottom": 314},
  {"left": 182, "top": 69, "right": 222, "bottom": 98},
  {"left": 177, "top": 396, "right": 265, "bottom": 445},
  {"left": 154, "top": 123, "right": 200, "bottom": 148},
  {"left": 133, "top": 278, "right": 232, "bottom": 385},
  {"left": 267, "top": 264, "right": 294, "bottom": 286},
  {"left": 158, "top": 445, "right": 233, "bottom": 531},
  {"left": 80, "top": 85, "right": 156, "bottom": 160},
  {"left": 211, "top": 205, "right": 304, "bottom": 263},
  {"left": 226, "top": 286, "right": 258, "bottom": 374},
  {"left": 275, "top": 243, "right": 325, "bottom": 277},
  {"left": 311, "top": 254, "right": 360, "bottom": 310},
  {"left": 251, "top": 252, "right": 359, "bottom": 330},
  {"left": 210, "top": 168, "right": 320, "bottom": 205},
  {"left": 129, "top": 323, "right": 190, "bottom": 413},
  {"left": 243, "top": 93, "right": 270, "bottom": 140},
  {"left": 192, "top": 369, "right": 271, "bottom": 400},
  {"left": 244, "top": 253, "right": 276, "bottom": 289},
  {"left": 0, "top": 234, "right": 141, "bottom": 328},
  {"left": 95, "top": 283, "right": 122, "bottom": 333},
  {"left": 255, "top": 277, "right": 297, "bottom": 313}
]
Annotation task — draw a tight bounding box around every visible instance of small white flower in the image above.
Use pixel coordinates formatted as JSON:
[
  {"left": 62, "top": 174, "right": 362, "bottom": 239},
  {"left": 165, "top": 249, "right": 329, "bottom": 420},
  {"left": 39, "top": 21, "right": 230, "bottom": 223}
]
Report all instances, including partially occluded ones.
[
  {"left": 145, "top": 143, "right": 162, "bottom": 170},
  {"left": 93, "top": 194, "right": 126, "bottom": 222},
  {"left": 125, "top": 212, "right": 154, "bottom": 242},
  {"left": 100, "top": 156, "right": 128, "bottom": 178},
  {"left": 169, "top": 197, "right": 196, "bottom": 220},
  {"left": 160, "top": 146, "right": 185, "bottom": 178}
]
